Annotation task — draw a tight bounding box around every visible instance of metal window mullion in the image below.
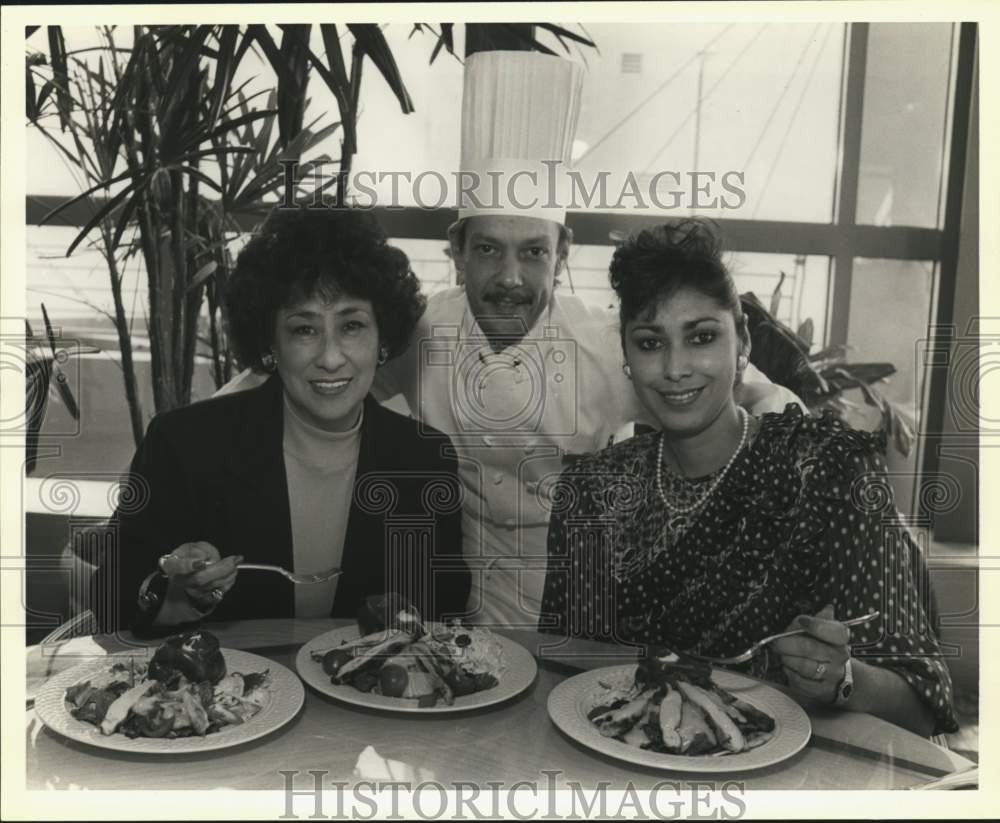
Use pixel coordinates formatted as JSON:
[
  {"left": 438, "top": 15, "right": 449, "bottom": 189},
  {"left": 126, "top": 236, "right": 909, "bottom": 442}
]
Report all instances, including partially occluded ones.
[
  {"left": 919, "top": 22, "right": 978, "bottom": 524},
  {"left": 829, "top": 22, "right": 869, "bottom": 347}
]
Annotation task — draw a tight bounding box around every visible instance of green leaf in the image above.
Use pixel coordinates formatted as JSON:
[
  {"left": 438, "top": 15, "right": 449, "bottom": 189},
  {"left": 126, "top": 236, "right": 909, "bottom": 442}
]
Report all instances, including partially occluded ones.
[
  {"left": 170, "top": 164, "right": 223, "bottom": 193},
  {"left": 110, "top": 193, "right": 139, "bottom": 250},
  {"left": 39, "top": 166, "right": 137, "bottom": 226},
  {"left": 796, "top": 318, "right": 814, "bottom": 348},
  {"left": 534, "top": 23, "right": 597, "bottom": 48},
  {"left": 47, "top": 26, "right": 73, "bottom": 130},
  {"left": 207, "top": 26, "right": 239, "bottom": 131},
  {"left": 186, "top": 259, "right": 218, "bottom": 292},
  {"left": 26, "top": 63, "right": 39, "bottom": 120},
  {"left": 808, "top": 343, "right": 850, "bottom": 363},
  {"left": 318, "top": 24, "right": 356, "bottom": 155},
  {"left": 65, "top": 182, "right": 139, "bottom": 256},
  {"left": 346, "top": 24, "right": 415, "bottom": 114},
  {"left": 769, "top": 271, "right": 786, "bottom": 318},
  {"left": 203, "top": 108, "right": 278, "bottom": 145}
]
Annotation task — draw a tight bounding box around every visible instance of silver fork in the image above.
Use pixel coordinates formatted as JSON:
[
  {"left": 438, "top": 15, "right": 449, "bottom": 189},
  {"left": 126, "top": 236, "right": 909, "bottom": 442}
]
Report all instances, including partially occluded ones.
[
  {"left": 237, "top": 563, "right": 343, "bottom": 585},
  {"left": 689, "top": 611, "right": 880, "bottom": 666}
]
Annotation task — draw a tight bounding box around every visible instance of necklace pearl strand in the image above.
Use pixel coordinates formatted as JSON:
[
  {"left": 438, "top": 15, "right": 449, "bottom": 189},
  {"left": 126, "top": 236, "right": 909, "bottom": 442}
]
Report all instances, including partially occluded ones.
[{"left": 656, "top": 407, "right": 750, "bottom": 532}]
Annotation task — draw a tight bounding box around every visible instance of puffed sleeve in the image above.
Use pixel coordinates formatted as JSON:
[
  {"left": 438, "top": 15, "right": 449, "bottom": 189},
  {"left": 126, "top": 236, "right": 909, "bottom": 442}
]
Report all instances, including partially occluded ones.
[{"left": 803, "top": 420, "right": 959, "bottom": 734}]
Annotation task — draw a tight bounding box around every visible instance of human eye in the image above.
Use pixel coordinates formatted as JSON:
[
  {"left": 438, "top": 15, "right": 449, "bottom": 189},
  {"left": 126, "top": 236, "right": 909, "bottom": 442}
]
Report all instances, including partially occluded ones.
[
  {"left": 291, "top": 323, "right": 317, "bottom": 337},
  {"left": 690, "top": 330, "right": 717, "bottom": 346},
  {"left": 524, "top": 246, "right": 549, "bottom": 260},
  {"left": 474, "top": 242, "right": 497, "bottom": 256},
  {"left": 634, "top": 335, "right": 663, "bottom": 352},
  {"left": 341, "top": 318, "right": 369, "bottom": 335}
]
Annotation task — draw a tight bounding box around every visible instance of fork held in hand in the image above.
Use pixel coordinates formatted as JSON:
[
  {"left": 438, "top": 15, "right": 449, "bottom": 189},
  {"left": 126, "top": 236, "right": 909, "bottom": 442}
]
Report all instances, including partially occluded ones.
[
  {"left": 691, "top": 611, "right": 881, "bottom": 666},
  {"left": 237, "top": 563, "right": 343, "bottom": 585}
]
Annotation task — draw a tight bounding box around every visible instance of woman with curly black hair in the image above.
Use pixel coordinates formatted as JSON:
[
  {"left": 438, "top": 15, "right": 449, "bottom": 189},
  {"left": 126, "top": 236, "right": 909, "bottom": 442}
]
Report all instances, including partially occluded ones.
[
  {"left": 539, "top": 218, "right": 958, "bottom": 737},
  {"left": 94, "top": 207, "right": 469, "bottom": 635}
]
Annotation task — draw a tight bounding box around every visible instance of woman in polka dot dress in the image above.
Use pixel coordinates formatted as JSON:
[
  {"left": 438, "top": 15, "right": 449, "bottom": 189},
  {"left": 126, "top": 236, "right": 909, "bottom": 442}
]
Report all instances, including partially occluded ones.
[{"left": 539, "top": 219, "right": 958, "bottom": 737}]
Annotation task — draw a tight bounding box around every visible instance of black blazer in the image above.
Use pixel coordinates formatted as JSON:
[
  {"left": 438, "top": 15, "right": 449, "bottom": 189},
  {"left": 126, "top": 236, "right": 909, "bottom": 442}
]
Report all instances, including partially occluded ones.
[{"left": 93, "top": 374, "right": 469, "bottom": 635}]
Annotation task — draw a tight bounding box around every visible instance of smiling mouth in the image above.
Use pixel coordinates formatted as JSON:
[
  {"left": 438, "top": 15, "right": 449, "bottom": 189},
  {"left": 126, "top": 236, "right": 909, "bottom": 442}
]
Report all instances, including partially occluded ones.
[
  {"left": 490, "top": 299, "right": 529, "bottom": 311},
  {"left": 309, "top": 378, "right": 352, "bottom": 395},
  {"left": 657, "top": 387, "right": 704, "bottom": 406}
]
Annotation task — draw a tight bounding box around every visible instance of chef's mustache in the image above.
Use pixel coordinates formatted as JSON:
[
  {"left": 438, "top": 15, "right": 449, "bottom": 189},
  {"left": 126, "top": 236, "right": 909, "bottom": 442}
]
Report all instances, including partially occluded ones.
[{"left": 483, "top": 289, "right": 532, "bottom": 304}]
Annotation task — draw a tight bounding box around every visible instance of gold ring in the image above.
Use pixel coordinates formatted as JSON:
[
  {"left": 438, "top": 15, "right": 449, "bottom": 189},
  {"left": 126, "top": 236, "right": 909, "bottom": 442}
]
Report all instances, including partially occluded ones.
[
  {"left": 815, "top": 662, "right": 827, "bottom": 679},
  {"left": 210, "top": 588, "right": 224, "bottom": 602}
]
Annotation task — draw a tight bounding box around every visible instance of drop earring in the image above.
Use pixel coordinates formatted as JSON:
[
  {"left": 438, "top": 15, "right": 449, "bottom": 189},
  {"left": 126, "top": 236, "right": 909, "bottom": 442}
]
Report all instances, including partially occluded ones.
[
  {"left": 377, "top": 346, "right": 388, "bottom": 366},
  {"left": 261, "top": 351, "right": 277, "bottom": 372},
  {"left": 622, "top": 363, "right": 632, "bottom": 379}
]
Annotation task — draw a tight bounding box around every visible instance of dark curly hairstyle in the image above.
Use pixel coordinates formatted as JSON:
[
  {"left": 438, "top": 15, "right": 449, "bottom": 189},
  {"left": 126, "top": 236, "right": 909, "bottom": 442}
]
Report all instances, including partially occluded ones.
[
  {"left": 608, "top": 218, "right": 749, "bottom": 353},
  {"left": 225, "top": 206, "right": 426, "bottom": 371}
]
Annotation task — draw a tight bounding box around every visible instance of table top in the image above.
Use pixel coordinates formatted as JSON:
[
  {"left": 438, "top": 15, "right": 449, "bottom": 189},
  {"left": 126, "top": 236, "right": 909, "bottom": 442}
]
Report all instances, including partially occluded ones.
[{"left": 24, "top": 618, "right": 974, "bottom": 791}]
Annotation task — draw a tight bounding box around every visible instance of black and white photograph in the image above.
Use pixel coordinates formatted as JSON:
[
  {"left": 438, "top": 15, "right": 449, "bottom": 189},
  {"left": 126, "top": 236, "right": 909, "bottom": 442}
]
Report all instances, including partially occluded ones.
[{"left": 1, "top": 2, "right": 994, "bottom": 818}]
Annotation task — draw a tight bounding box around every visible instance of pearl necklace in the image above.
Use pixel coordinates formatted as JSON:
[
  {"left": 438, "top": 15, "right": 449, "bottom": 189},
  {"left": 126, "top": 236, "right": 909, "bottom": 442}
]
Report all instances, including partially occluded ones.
[{"left": 656, "top": 407, "right": 750, "bottom": 532}]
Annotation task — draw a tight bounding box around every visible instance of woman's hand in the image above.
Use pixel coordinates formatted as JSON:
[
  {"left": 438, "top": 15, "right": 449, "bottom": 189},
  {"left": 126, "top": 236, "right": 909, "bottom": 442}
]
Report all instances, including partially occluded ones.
[
  {"left": 159, "top": 542, "right": 243, "bottom": 613},
  {"left": 771, "top": 604, "right": 850, "bottom": 703}
]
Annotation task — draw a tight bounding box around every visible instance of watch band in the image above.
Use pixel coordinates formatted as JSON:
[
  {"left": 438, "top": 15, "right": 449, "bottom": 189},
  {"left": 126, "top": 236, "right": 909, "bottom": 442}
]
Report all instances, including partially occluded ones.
[{"left": 833, "top": 657, "right": 854, "bottom": 707}]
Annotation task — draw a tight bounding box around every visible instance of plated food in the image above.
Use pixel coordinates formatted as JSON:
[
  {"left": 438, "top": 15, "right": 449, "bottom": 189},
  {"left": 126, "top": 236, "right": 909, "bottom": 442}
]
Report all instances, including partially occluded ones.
[
  {"left": 63, "top": 630, "right": 271, "bottom": 739},
  {"left": 296, "top": 594, "right": 537, "bottom": 714},
  {"left": 547, "top": 651, "right": 810, "bottom": 773},
  {"left": 309, "top": 597, "right": 505, "bottom": 707},
  {"left": 35, "top": 635, "right": 305, "bottom": 754},
  {"left": 586, "top": 648, "right": 775, "bottom": 756}
]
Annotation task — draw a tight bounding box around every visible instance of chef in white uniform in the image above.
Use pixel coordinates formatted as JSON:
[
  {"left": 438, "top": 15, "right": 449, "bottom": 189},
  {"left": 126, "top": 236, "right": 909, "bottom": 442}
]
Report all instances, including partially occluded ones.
[{"left": 219, "top": 50, "right": 803, "bottom": 628}]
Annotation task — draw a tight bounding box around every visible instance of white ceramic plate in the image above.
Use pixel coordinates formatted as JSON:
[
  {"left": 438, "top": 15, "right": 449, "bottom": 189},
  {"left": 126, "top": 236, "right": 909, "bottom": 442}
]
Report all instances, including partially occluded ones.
[
  {"left": 547, "top": 665, "right": 811, "bottom": 773},
  {"left": 296, "top": 623, "right": 537, "bottom": 713},
  {"left": 34, "top": 648, "right": 304, "bottom": 754}
]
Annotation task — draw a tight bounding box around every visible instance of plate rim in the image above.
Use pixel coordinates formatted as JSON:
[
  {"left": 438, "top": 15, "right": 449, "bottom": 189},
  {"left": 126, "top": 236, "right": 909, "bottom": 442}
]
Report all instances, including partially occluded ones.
[
  {"left": 34, "top": 647, "right": 305, "bottom": 755},
  {"left": 546, "top": 664, "right": 812, "bottom": 773},
  {"left": 295, "top": 622, "right": 537, "bottom": 714}
]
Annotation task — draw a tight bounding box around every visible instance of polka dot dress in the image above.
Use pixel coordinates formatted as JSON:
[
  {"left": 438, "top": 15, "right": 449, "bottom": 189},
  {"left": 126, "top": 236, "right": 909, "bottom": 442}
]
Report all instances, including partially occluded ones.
[{"left": 539, "top": 404, "right": 959, "bottom": 735}]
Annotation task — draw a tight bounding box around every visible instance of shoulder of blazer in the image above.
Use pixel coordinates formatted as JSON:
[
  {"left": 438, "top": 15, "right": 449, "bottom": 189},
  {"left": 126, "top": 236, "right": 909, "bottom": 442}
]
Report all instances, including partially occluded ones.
[
  {"left": 363, "top": 395, "right": 457, "bottom": 469},
  {"left": 141, "top": 375, "right": 281, "bottom": 460}
]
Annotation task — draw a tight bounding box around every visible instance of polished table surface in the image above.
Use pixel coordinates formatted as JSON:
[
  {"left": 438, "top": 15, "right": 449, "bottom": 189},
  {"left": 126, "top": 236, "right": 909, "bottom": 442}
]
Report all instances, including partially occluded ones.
[{"left": 25, "top": 619, "right": 974, "bottom": 791}]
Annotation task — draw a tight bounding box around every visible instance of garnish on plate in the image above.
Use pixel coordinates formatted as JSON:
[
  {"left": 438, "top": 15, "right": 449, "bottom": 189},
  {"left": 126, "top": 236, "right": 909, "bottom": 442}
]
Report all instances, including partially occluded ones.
[
  {"left": 64, "top": 630, "right": 272, "bottom": 739},
  {"left": 310, "top": 594, "right": 506, "bottom": 708},
  {"left": 585, "top": 647, "right": 776, "bottom": 756}
]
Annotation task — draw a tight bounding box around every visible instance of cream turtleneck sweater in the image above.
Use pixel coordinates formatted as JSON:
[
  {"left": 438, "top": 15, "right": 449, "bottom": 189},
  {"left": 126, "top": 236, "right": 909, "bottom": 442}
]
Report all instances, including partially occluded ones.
[{"left": 282, "top": 395, "right": 363, "bottom": 617}]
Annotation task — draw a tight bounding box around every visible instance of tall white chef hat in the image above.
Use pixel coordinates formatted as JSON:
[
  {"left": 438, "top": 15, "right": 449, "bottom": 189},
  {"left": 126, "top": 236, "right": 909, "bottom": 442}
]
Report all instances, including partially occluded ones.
[{"left": 456, "top": 50, "right": 584, "bottom": 224}]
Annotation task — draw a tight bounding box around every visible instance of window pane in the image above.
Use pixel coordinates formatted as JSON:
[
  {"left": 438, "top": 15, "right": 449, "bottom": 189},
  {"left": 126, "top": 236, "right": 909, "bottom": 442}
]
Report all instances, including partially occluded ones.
[
  {"left": 846, "top": 258, "right": 938, "bottom": 514},
  {"left": 728, "top": 253, "right": 831, "bottom": 348},
  {"left": 570, "top": 23, "right": 845, "bottom": 222},
  {"left": 559, "top": 245, "right": 831, "bottom": 348},
  {"left": 847, "top": 258, "right": 936, "bottom": 420},
  {"left": 855, "top": 23, "right": 955, "bottom": 228},
  {"left": 388, "top": 238, "right": 454, "bottom": 295}
]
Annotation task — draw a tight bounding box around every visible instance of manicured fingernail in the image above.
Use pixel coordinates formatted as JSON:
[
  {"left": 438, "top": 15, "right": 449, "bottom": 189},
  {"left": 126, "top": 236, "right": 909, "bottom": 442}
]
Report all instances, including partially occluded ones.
[{"left": 192, "top": 559, "right": 207, "bottom": 571}]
